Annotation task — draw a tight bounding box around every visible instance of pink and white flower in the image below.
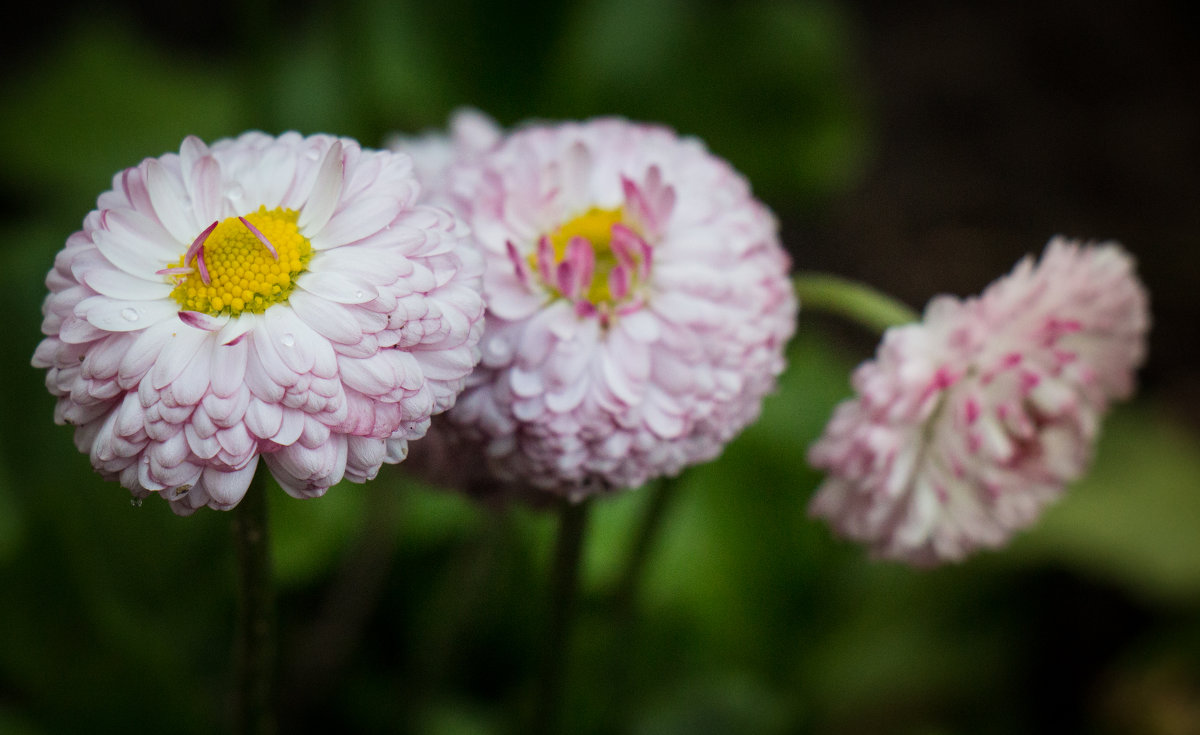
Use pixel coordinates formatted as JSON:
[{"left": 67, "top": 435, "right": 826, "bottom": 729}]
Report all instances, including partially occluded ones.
[
  {"left": 807, "top": 238, "right": 1150, "bottom": 565},
  {"left": 397, "top": 117, "right": 797, "bottom": 499},
  {"left": 33, "top": 132, "right": 484, "bottom": 514}
]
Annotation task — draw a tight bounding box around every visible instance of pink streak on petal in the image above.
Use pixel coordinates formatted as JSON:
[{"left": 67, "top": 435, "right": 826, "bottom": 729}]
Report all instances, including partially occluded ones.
[
  {"left": 179, "top": 310, "right": 221, "bottom": 331},
  {"left": 239, "top": 216, "right": 278, "bottom": 260},
  {"left": 223, "top": 331, "right": 250, "bottom": 347},
  {"left": 186, "top": 221, "right": 219, "bottom": 265}
]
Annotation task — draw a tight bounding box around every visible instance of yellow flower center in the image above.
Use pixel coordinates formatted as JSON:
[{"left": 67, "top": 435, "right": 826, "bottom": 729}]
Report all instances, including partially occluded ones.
[
  {"left": 167, "top": 207, "right": 312, "bottom": 317},
  {"left": 537, "top": 207, "right": 643, "bottom": 305}
]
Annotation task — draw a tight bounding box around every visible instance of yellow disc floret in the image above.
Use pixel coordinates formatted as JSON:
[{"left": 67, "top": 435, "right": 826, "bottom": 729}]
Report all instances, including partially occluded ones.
[
  {"left": 167, "top": 206, "right": 312, "bottom": 317},
  {"left": 535, "top": 207, "right": 644, "bottom": 305}
]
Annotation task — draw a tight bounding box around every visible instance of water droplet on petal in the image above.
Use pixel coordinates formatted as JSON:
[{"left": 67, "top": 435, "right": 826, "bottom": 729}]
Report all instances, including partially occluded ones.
[
  {"left": 305, "top": 149, "right": 321, "bottom": 161},
  {"left": 280, "top": 332, "right": 295, "bottom": 347},
  {"left": 228, "top": 185, "right": 243, "bottom": 201},
  {"left": 121, "top": 308, "right": 139, "bottom": 322},
  {"left": 354, "top": 291, "right": 365, "bottom": 300}
]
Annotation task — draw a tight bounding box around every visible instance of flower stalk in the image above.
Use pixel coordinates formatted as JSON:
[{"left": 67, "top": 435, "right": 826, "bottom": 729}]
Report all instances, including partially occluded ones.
[
  {"left": 794, "top": 272, "right": 919, "bottom": 333},
  {"left": 232, "top": 469, "right": 276, "bottom": 735},
  {"left": 532, "top": 497, "right": 592, "bottom": 735}
]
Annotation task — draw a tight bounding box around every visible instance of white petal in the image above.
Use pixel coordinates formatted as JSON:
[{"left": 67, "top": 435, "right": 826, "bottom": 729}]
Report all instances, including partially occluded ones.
[
  {"left": 309, "top": 194, "right": 401, "bottom": 251},
  {"left": 288, "top": 290, "right": 364, "bottom": 344},
  {"left": 81, "top": 266, "right": 173, "bottom": 301},
  {"left": 145, "top": 159, "right": 197, "bottom": 244},
  {"left": 200, "top": 459, "right": 260, "bottom": 508},
  {"left": 210, "top": 336, "right": 248, "bottom": 398},
  {"left": 150, "top": 323, "right": 210, "bottom": 389},
  {"left": 92, "top": 223, "right": 176, "bottom": 278},
  {"left": 80, "top": 297, "right": 179, "bottom": 333},
  {"left": 298, "top": 140, "right": 344, "bottom": 234},
  {"left": 295, "top": 271, "right": 375, "bottom": 304}
]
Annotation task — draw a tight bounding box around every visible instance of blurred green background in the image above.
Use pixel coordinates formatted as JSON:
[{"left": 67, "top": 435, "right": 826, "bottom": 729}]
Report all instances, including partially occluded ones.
[{"left": 2, "top": 0, "right": 1199, "bottom": 733}]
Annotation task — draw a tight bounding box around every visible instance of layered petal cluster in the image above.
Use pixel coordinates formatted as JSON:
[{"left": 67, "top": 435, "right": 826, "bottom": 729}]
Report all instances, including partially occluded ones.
[
  {"left": 33, "top": 132, "right": 484, "bottom": 513},
  {"left": 399, "top": 117, "right": 797, "bottom": 499},
  {"left": 808, "top": 238, "right": 1150, "bottom": 565}
]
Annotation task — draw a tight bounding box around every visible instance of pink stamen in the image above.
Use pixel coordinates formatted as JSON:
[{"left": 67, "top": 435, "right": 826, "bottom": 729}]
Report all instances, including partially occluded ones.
[
  {"left": 536, "top": 235, "right": 556, "bottom": 283},
  {"left": 611, "top": 223, "right": 653, "bottom": 279},
  {"left": 155, "top": 266, "right": 194, "bottom": 276},
  {"left": 239, "top": 216, "right": 278, "bottom": 260},
  {"left": 565, "top": 236, "right": 595, "bottom": 295},
  {"left": 555, "top": 259, "right": 577, "bottom": 298},
  {"left": 608, "top": 263, "right": 631, "bottom": 301},
  {"left": 505, "top": 240, "right": 532, "bottom": 288},
  {"left": 186, "top": 221, "right": 218, "bottom": 265},
  {"left": 610, "top": 224, "right": 639, "bottom": 269},
  {"left": 621, "top": 175, "right": 654, "bottom": 232},
  {"left": 196, "top": 247, "right": 211, "bottom": 285}
]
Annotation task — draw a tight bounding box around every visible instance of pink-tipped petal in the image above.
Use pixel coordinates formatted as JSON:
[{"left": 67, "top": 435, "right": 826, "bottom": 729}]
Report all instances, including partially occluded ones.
[
  {"left": 196, "top": 246, "right": 211, "bottom": 285},
  {"left": 185, "top": 221, "right": 218, "bottom": 265},
  {"left": 238, "top": 216, "right": 278, "bottom": 260},
  {"left": 505, "top": 240, "right": 533, "bottom": 288},
  {"left": 536, "top": 235, "right": 555, "bottom": 283}
]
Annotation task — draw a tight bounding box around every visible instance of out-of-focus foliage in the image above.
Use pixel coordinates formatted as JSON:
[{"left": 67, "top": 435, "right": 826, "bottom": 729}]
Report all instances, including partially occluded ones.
[{"left": 2, "top": 1, "right": 1198, "bottom": 733}]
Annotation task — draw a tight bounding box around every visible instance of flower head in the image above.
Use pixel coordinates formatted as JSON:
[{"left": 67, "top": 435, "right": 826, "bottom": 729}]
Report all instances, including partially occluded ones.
[
  {"left": 807, "top": 238, "right": 1150, "bottom": 565},
  {"left": 33, "top": 132, "right": 484, "bottom": 513},
  {"left": 396, "top": 117, "right": 797, "bottom": 499}
]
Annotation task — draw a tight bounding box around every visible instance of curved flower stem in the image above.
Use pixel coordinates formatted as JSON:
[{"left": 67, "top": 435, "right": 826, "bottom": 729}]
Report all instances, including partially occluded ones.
[
  {"left": 532, "top": 497, "right": 592, "bottom": 735},
  {"left": 232, "top": 469, "right": 275, "bottom": 735},
  {"left": 794, "top": 272, "right": 920, "bottom": 334},
  {"left": 613, "top": 476, "right": 679, "bottom": 614}
]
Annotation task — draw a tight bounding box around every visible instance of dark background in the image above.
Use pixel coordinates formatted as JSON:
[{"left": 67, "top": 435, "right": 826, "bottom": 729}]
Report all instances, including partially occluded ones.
[{"left": 1, "top": 1, "right": 1198, "bottom": 733}]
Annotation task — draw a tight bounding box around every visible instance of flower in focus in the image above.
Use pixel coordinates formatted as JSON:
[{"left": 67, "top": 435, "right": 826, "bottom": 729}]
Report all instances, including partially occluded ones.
[
  {"left": 396, "top": 117, "right": 797, "bottom": 499},
  {"left": 33, "top": 132, "right": 484, "bottom": 514},
  {"left": 807, "top": 238, "right": 1150, "bottom": 565}
]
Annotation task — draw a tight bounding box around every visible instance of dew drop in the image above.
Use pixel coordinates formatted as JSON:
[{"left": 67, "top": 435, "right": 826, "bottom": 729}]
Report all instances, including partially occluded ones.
[
  {"left": 130, "top": 497, "right": 143, "bottom": 508},
  {"left": 280, "top": 332, "right": 295, "bottom": 347},
  {"left": 120, "top": 308, "right": 139, "bottom": 322},
  {"left": 227, "top": 185, "right": 244, "bottom": 201},
  {"left": 354, "top": 291, "right": 365, "bottom": 300},
  {"left": 305, "top": 149, "right": 321, "bottom": 161}
]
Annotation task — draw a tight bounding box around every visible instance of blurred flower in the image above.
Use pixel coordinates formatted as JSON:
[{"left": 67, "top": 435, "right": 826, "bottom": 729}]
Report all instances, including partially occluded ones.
[
  {"left": 808, "top": 238, "right": 1150, "bottom": 565},
  {"left": 32, "top": 132, "right": 483, "bottom": 514},
  {"left": 384, "top": 108, "right": 502, "bottom": 204},
  {"left": 395, "top": 117, "right": 797, "bottom": 500}
]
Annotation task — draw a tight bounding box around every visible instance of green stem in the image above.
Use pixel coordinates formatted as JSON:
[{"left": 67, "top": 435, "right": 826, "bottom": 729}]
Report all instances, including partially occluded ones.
[
  {"left": 613, "top": 477, "right": 678, "bottom": 615},
  {"left": 532, "top": 497, "right": 592, "bottom": 735},
  {"left": 232, "top": 469, "right": 275, "bottom": 735},
  {"left": 794, "top": 272, "right": 920, "bottom": 334}
]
